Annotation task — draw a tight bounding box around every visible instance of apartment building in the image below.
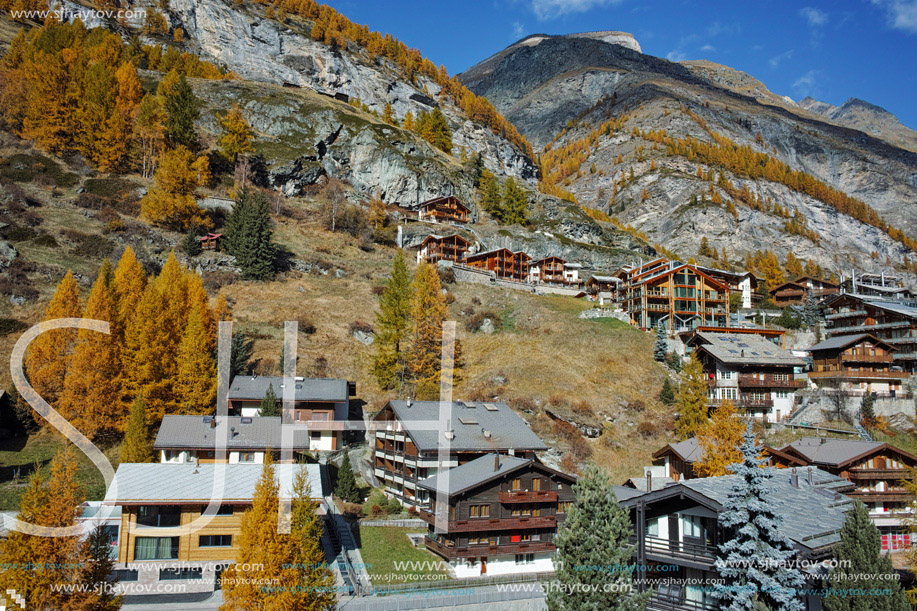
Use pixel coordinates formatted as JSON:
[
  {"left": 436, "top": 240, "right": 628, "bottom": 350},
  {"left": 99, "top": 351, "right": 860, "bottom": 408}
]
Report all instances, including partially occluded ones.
[
  {"left": 821, "top": 294, "right": 917, "bottom": 373},
  {"left": 807, "top": 333, "right": 907, "bottom": 395}
]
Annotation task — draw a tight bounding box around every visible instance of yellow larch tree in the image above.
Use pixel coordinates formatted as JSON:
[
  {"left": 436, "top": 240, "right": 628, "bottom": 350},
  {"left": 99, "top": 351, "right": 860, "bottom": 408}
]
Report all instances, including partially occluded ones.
[
  {"left": 694, "top": 400, "right": 745, "bottom": 477},
  {"left": 140, "top": 145, "right": 211, "bottom": 230},
  {"left": 409, "top": 262, "right": 449, "bottom": 400},
  {"left": 674, "top": 354, "right": 710, "bottom": 440},
  {"left": 174, "top": 298, "right": 217, "bottom": 415},
  {"left": 217, "top": 103, "right": 254, "bottom": 161},
  {"left": 122, "top": 282, "right": 171, "bottom": 424},
  {"left": 25, "top": 270, "right": 81, "bottom": 411},
  {"left": 112, "top": 245, "right": 148, "bottom": 341}
]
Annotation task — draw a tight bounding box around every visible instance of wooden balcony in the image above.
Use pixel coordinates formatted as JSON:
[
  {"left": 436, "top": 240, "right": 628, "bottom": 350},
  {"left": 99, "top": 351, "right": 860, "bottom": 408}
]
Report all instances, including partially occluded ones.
[
  {"left": 848, "top": 491, "right": 914, "bottom": 503},
  {"left": 425, "top": 536, "right": 555, "bottom": 559},
  {"left": 736, "top": 375, "right": 801, "bottom": 389},
  {"left": 646, "top": 593, "right": 721, "bottom": 611},
  {"left": 808, "top": 370, "right": 910, "bottom": 381},
  {"left": 498, "top": 490, "right": 558, "bottom": 503},
  {"left": 847, "top": 469, "right": 912, "bottom": 480},
  {"left": 637, "top": 535, "right": 716, "bottom": 566},
  {"left": 841, "top": 354, "right": 895, "bottom": 364},
  {"left": 418, "top": 509, "right": 555, "bottom": 532}
]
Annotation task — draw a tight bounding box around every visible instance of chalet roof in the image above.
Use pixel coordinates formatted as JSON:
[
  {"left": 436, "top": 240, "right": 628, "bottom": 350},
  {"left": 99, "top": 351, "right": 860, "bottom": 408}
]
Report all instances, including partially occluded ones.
[
  {"left": 652, "top": 437, "right": 702, "bottom": 463},
  {"left": 532, "top": 255, "right": 566, "bottom": 265},
  {"left": 382, "top": 400, "right": 548, "bottom": 453},
  {"left": 421, "top": 234, "right": 469, "bottom": 245},
  {"left": 781, "top": 437, "right": 916, "bottom": 467},
  {"left": 822, "top": 294, "right": 917, "bottom": 319},
  {"left": 564, "top": 263, "right": 583, "bottom": 269},
  {"left": 621, "top": 468, "right": 854, "bottom": 554},
  {"left": 418, "top": 196, "right": 470, "bottom": 213},
  {"left": 103, "top": 463, "right": 325, "bottom": 504},
  {"left": 613, "top": 486, "right": 647, "bottom": 501},
  {"left": 416, "top": 454, "right": 531, "bottom": 496},
  {"left": 624, "top": 475, "right": 676, "bottom": 491},
  {"left": 228, "top": 376, "right": 350, "bottom": 402},
  {"left": 695, "top": 265, "right": 760, "bottom": 283},
  {"left": 807, "top": 333, "right": 895, "bottom": 353},
  {"left": 693, "top": 331, "right": 804, "bottom": 367},
  {"left": 638, "top": 263, "right": 730, "bottom": 291},
  {"left": 154, "top": 415, "right": 312, "bottom": 450}
]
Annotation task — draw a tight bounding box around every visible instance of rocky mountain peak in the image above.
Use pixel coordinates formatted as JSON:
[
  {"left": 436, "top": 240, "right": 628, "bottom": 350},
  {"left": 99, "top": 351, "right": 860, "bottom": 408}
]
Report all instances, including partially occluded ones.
[{"left": 564, "top": 30, "right": 641, "bottom": 53}]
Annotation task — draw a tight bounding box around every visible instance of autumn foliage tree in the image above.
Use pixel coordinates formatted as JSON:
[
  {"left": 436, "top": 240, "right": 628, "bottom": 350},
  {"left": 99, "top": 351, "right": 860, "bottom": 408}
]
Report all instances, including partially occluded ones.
[
  {"left": 218, "top": 103, "right": 255, "bottom": 161},
  {"left": 694, "top": 399, "right": 744, "bottom": 477},
  {"left": 674, "top": 354, "right": 709, "bottom": 440},
  {"left": 140, "top": 145, "right": 211, "bottom": 230},
  {"left": 410, "top": 262, "right": 449, "bottom": 399},
  {"left": 120, "top": 394, "right": 153, "bottom": 463}
]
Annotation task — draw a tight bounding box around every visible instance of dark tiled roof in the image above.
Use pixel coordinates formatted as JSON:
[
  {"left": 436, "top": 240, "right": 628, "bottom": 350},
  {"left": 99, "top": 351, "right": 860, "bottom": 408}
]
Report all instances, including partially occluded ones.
[
  {"left": 654, "top": 437, "right": 703, "bottom": 462},
  {"left": 782, "top": 437, "right": 892, "bottom": 467},
  {"left": 694, "top": 332, "right": 804, "bottom": 367},
  {"left": 416, "top": 454, "right": 531, "bottom": 495},
  {"left": 154, "top": 415, "right": 310, "bottom": 450},
  {"left": 807, "top": 333, "right": 885, "bottom": 353},
  {"left": 228, "top": 376, "right": 349, "bottom": 402},
  {"left": 385, "top": 401, "right": 548, "bottom": 452}
]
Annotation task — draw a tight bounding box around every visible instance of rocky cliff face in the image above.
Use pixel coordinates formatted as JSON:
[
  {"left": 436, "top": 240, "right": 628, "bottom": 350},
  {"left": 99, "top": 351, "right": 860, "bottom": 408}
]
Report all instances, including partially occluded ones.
[
  {"left": 798, "top": 96, "right": 917, "bottom": 153},
  {"left": 460, "top": 35, "right": 917, "bottom": 283}
]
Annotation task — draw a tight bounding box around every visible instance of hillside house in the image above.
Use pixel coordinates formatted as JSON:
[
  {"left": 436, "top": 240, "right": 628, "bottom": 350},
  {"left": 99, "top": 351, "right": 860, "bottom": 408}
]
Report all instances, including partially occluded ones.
[
  {"left": 416, "top": 196, "right": 470, "bottom": 224},
  {"left": 371, "top": 400, "right": 548, "bottom": 507},
  {"left": 227, "top": 376, "right": 355, "bottom": 450},
  {"left": 780, "top": 437, "right": 916, "bottom": 550},
  {"left": 772, "top": 276, "right": 840, "bottom": 306},
  {"left": 620, "top": 468, "right": 854, "bottom": 610},
  {"left": 679, "top": 326, "right": 788, "bottom": 349},
  {"left": 527, "top": 256, "right": 566, "bottom": 285},
  {"left": 651, "top": 437, "right": 806, "bottom": 481},
  {"left": 154, "top": 415, "right": 315, "bottom": 463},
  {"left": 619, "top": 261, "right": 731, "bottom": 333},
  {"left": 821, "top": 293, "right": 917, "bottom": 373},
  {"left": 418, "top": 454, "right": 576, "bottom": 577},
  {"left": 416, "top": 234, "right": 469, "bottom": 265},
  {"left": 807, "top": 333, "right": 906, "bottom": 395},
  {"left": 842, "top": 272, "right": 912, "bottom": 299},
  {"left": 199, "top": 233, "right": 222, "bottom": 251},
  {"left": 465, "top": 248, "right": 531, "bottom": 282},
  {"left": 697, "top": 266, "right": 762, "bottom": 309},
  {"left": 687, "top": 331, "right": 805, "bottom": 421},
  {"left": 103, "top": 463, "right": 324, "bottom": 594}
]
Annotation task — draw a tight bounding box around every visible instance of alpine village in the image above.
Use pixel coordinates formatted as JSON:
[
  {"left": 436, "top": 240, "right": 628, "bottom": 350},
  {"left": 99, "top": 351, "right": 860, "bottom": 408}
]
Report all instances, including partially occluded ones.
[{"left": 0, "top": 1, "right": 916, "bottom": 610}]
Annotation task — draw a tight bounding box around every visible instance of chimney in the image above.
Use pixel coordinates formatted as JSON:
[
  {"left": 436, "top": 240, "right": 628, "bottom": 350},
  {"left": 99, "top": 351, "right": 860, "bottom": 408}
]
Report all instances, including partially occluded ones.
[
  {"left": 231, "top": 426, "right": 237, "bottom": 438},
  {"left": 406, "top": 398, "right": 412, "bottom": 408},
  {"left": 210, "top": 418, "right": 217, "bottom": 429},
  {"left": 483, "top": 430, "right": 492, "bottom": 439},
  {"left": 807, "top": 467, "right": 814, "bottom": 486},
  {"left": 494, "top": 454, "right": 500, "bottom": 472},
  {"left": 790, "top": 467, "right": 799, "bottom": 488},
  {"left": 646, "top": 471, "right": 652, "bottom": 492}
]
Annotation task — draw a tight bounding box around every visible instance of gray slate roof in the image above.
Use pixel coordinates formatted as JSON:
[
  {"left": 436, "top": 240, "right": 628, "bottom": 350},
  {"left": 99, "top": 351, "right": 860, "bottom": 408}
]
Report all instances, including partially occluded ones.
[
  {"left": 417, "top": 454, "right": 531, "bottom": 496},
  {"left": 660, "top": 437, "right": 703, "bottom": 463},
  {"left": 154, "top": 415, "right": 310, "bottom": 450},
  {"left": 625, "top": 475, "right": 676, "bottom": 491},
  {"left": 782, "top": 437, "right": 887, "bottom": 467},
  {"left": 229, "top": 376, "right": 349, "bottom": 402},
  {"left": 103, "top": 463, "right": 325, "bottom": 504},
  {"left": 807, "top": 333, "right": 876, "bottom": 353},
  {"left": 694, "top": 331, "right": 804, "bottom": 367},
  {"left": 385, "top": 400, "right": 548, "bottom": 452}
]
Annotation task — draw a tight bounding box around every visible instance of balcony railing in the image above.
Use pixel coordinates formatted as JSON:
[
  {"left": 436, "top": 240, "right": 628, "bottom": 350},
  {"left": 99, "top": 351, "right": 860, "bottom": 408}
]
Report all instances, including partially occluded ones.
[
  {"left": 848, "top": 491, "right": 914, "bottom": 503},
  {"left": 737, "top": 375, "right": 797, "bottom": 388},
  {"left": 847, "top": 469, "right": 912, "bottom": 480},
  {"left": 498, "top": 490, "right": 558, "bottom": 503},
  {"left": 841, "top": 354, "right": 895, "bottom": 364},
  {"left": 808, "top": 370, "right": 910, "bottom": 380},
  {"left": 418, "top": 509, "right": 556, "bottom": 532},
  {"left": 646, "top": 593, "right": 721, "bottom": 611},
  {"left": 636, "top": 535, "right": 716, "bottom": 564},
  {"left": 425, "top": 536, "right": 556, "bottom": 559}
]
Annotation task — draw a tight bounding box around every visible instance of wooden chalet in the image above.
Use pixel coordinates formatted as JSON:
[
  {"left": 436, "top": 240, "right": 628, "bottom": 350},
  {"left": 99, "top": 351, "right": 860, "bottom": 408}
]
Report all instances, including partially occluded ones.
[
  {"left": 465, "top": 248, "right": 531, "bottom": 282},
  {"left": 652, "top": 437, "right": 806, "bottom": 481},
  {"left": 781, "top": 437, "right": 917, "bottom": 549},
  {"left": 807, "top": 333, "right": 906, "bottom": 395},
  {"left": 418, "top": 454, "right": 576, "bottom": 577},
  {"left": 417, "top": 196, "right": 470, "bottom": 224},
  {"left": 772, "top": 276, "right": 839, "bottom": 306},
  {"left": 199, "top": 233, "right": 222, "bottom": 250},
  {"left": 821, "top": 293, "right": 917, "bottom": 372},
  {"left": 527, "top": 256, "right": 566, "bottom": 285},
  {"left": 416, "top": 234, "right": 469, "bottom": 265},
  {"left": 371, "top": 400, "right": 548, "bottom": 507},
  {"left": 154, "top": 415, "right": 313, "bottom": 463},
  {"left": 679, "top": 326, "right": 787, "bottom": 349}
]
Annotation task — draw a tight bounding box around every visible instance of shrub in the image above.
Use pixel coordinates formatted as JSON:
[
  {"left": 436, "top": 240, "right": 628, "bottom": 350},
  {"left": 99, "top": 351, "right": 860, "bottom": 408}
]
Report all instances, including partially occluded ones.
[
  {"left": 465, "top": 310, "right": 500, "bottom": 332},
  {"left": 65, "top": 231, "right": 115, "bottom": 258},
  {"left": 370, "top": 504, "right": 383, "bottom": 517},
  {"left": 104, "top": 218, "right": 126, "bottom": 234},
  {"left": 636, "top": 419, "right": 660, "bottom": 438},
  {"left": 0, "top": 318, "right": 28, "bottom": 336},
  {"left": 626, "top": 399, "right": 647, "bottom": 413},
  {"left": 0, "top": 259, "right": 38, "bottom": 300},
  {"left": 571, "top": 400, "right": 592, "bottom": 416},
  {"left": 32, "top": 232, "right": 59, "bottom": 247},
  {"left": 202, "top": 271, "right": 236, "bottom": 290},
  {"left": 507, "top": 397, "right": 537, "bottom": 413},
  {"left": 437, "top": 267, "right": 455, "bottom": 285},
  {"left": 349, "top": 321, "right": 373, "bottom": 334},
  {"left": 296, "top": 315, "right": 316, "bottom": 335}
]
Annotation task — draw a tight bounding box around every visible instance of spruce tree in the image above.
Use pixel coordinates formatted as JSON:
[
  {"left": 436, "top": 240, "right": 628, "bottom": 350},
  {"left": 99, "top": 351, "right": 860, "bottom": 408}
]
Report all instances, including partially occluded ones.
[
  {"left": 335, "top": 451, "right": 361, "bottom": 503},
  {"left": 259, "top": 383, "right": 281, "bottom": 417},
  {"left": 802, "top": 290, "right": 819, "bottom": 327},
  {"left": 372, "top": 250, "right": 412, "bottom": 391},
  {"left": 824, "top": 502, "right": 910, "bottom": 611},
  {"left": 230, "top": 333, "right": 254, "bottom": 378},
  {"left": 860, "top": 393, "right": 876, "bottom": 428},
  {"left": 653, "top": 320, "right": 667, "bottom": 361},
  {"left": 659, "top": 378, "right": 675, "bottom": 405},
  {"left": 73, "top": 525, "right": 122, "bottom": 611},
  {"left": 120, "top": 394, "right": 153, "bottom": 463},
  {"left": 182, "top": 226, "right": 203, "bottom": 256},
  {"left": 674, "top": 354, "right": 709, "bottom": 440},
  {"left": 713, "top": 424, "right": 806, "bottom": 611},
  {"left": 547, "top": 464, "right": 648, "bottom": 611},
  {"left": 224, "top": 189, "right": 276, "bottom": 281},
  {"left": 159, "top": 70, "right": 199, "bottom": 151}
]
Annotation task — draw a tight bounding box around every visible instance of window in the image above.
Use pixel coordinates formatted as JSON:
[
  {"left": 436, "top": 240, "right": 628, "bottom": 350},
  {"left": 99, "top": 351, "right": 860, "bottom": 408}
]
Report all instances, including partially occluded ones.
[
  {"left": 468, "top": 534, "right": 486, "bottom": 545},
  {"left": 159, "top": 568, "right": 203, "bottom": 581},
  {"left": 112, "top": 569, "right": 138, "bottom": 582},
  {"left": 136, "top": 506, "right": 181, "bottom": 528},
  {"left": 216, "top": 505, "right": 234, "bottom": 516},
  {"left": 310, "top": 431, "right": 322, "bottom": 440},
  {"left": 469, "top": 505, "right": 490, "bottom": 518},
  {"left": 199, "top": 534, "right": 232, "bottom": 547},
  {"left": 511, "top": 478, "right": 521, "bottom": 490},
  {"left": 521, "top": 533, "right": 532, "bottom": 542},
  {"left": 682, "top": 515, "right": 702, "bottom": 538},
  {"left": 515, "top": 553, "right": 535, "bottom": 565},
  {"left": 238, "top": 452, "right": 255, "bottom": 463},
  {"left": 532, "top": 478, "right": 542, "bottom": 491},
  {"left": 557, "top": 502, "right": 573, "bottom": 514},
  {"left": 134, "top": 537, "right": 178, "bottom": 561}
]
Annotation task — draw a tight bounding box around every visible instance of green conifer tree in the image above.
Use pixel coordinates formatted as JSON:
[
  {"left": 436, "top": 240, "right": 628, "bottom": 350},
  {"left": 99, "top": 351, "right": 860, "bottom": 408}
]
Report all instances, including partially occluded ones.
[
  {"left": 674, "top": 354, "right": 708, "bottom": 440},
  {"left": 160, "top": 71, "right": 199, "bottom": 150},
  {"left": 74, "top": 524, "right": 122, "bottom": 611},
  {"left": 372, "top": 250, "right": 412, "bottom": 391},
  {"left": 120, "top": 394, "right": 153, "bottom": 463},
  {"left": 653, "top": 320, "right": 667, "bottom": 362},
  {"left": 223, "top": 189, "right": 276, "bottom": 281},
  {"left": 259, "top": 383, "right": 281, "bottom": 417},
  {"left": 660, "top": 378, "right": 675, "bottom": 405},
  {"left": 334, "top": 452, "right": 361, "bottom": 503},
  {"left": 230, "top": 333, "right": 254, "bottom": 378}
]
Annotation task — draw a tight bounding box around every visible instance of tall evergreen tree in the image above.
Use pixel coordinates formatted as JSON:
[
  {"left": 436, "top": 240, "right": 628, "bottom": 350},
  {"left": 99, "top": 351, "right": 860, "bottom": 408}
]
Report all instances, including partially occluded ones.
[
  {"left": 547, "top": 464, "right": 648, "bottom": 611},
  {"left": 158, "top": 70, "right": 199, "bottom": 151},
  {"left": 824, "top": 502, "right": 909, "bottom": 611},
  {"left": 500, "top": 178, "right": 529, "bottom": 225},
  {"left": 120, "top": 394, "right": 153, "bottom": 463},
  {"left": 409, "top": 262, "right": 449, "bottom": 400},
  {"left": 73, "top": 525, "right": 122, "bottom": 611},
  {"left": 223, "top": 189, "right": 276, "bottom": 281},
  {"left": 335, "top": 451, "right": 361, "bottom": 503},
  {"left": 259, "top": 383, "right": 281, "bottom": 417},
  {"left": 230, "top": 332, "right": 254, "bottom": 378},
  {"left": 713, "top": 424, "right": 805, "bottom": 611},
  {"left": 859, "top": 392, "right": 876, "bottom": 428},
  {"left": 290, "top": 466, "right": 336, "bottom": 610},
  {"left": 174, "top": 298, "right": 217, "bottom": 415},
  {"left": 674, "top": 354, "right": 708, "bottom": 440},
  {"left": 372, "top": 250, "right": 412, "bottom": 391},
  {"left": 659, "top": 378, "right": 675, "bottom": 405},
  {"left": 653, "top": 320, "right": 667, "bottom": 361},
  {"left": 25, "top": 270, "right": 81, "bottom": 410}
]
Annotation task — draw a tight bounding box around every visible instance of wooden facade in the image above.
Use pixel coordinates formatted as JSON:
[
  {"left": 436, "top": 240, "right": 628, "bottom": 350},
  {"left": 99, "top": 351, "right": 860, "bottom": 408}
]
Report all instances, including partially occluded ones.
[
  {"left": 418, "top": 457, "right": 575, "bottom": 572},
  {"left": 417, "top": 234, "right": 469, "bottom": 265},
  {"left": 465, "top": 248, "right": 531, "bottom": 282},
  {"left": 822, "top": 294, "right": 917, "bottom": 373},
  {"left": 528, "top": 256, "right": 567, "bottom": 285},
  {"left": 808, "top": 334, "right": 906, "bottom": 394},
  {"left": 199, "top": 233, "right": 222, "bottom": 251},
  {"left": 772, "top": 276, "right": 839, "bottom": 306},
  {"left": 116, "top": 504, "right": 243, "bottom": 565},
  {"left": 417, "top": 196, "right": 470, "bottom": 224},
  {"left": 653, "top": 440, "right": 805, "bottom": 481},
  {"left": 622, "top": 263, "right": 730, "bottom": 333}
]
